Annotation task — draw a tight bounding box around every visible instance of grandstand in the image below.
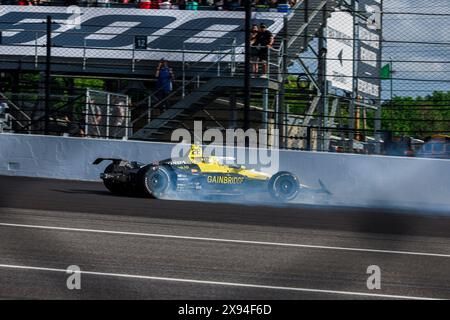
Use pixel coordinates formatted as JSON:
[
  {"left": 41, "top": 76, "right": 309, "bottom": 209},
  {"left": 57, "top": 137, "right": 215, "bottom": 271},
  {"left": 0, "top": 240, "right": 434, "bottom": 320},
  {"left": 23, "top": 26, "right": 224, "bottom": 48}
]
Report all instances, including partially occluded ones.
[{"left": 0, "top": 0, "right": 340, "bottom": 146}]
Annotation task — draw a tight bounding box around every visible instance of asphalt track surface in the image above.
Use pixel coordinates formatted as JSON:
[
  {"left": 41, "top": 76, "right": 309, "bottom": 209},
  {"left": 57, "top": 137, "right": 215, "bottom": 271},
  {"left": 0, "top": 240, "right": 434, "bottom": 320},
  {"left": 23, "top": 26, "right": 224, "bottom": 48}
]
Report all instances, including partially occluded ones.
[{"left": 0, "top": 175, "right": 450, "bottom": 300}]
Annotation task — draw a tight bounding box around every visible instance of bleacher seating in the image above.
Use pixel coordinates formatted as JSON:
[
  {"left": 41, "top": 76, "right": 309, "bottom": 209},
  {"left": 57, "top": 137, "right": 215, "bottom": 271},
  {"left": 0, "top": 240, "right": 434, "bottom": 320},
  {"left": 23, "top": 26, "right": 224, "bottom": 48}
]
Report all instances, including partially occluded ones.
[{"left": 0, "top": 0, "right": 299, "bottom": 11}]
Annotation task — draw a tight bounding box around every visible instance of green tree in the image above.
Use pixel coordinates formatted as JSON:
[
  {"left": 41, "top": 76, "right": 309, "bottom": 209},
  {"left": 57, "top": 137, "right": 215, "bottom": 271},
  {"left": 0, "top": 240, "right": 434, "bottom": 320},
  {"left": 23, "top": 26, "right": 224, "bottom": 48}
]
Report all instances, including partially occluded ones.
[{"left": 381, "top": 91, "right": 450, "bottom": 139}]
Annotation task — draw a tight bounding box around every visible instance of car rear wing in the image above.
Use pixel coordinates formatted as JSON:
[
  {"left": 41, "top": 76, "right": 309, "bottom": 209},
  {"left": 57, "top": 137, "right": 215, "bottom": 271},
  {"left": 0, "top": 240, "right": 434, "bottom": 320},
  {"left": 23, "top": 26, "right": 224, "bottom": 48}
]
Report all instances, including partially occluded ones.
[{"left": 92, "top": 158, "right": 123, "bottom": 165}]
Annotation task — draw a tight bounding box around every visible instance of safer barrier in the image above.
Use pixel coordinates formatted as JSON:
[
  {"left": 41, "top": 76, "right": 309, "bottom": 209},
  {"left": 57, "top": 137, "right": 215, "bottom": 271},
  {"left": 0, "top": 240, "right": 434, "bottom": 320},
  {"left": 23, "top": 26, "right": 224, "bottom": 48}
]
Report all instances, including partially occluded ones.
[{"left": 0, "top": 133, "right": 449, "bottom": 210}]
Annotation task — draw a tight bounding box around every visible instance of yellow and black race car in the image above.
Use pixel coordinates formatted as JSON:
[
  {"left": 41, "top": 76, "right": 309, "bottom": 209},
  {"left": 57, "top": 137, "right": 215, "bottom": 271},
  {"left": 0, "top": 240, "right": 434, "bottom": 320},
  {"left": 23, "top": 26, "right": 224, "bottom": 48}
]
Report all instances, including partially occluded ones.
[{"left": 93, "top": 144, "right": 330, "bottom": 202}]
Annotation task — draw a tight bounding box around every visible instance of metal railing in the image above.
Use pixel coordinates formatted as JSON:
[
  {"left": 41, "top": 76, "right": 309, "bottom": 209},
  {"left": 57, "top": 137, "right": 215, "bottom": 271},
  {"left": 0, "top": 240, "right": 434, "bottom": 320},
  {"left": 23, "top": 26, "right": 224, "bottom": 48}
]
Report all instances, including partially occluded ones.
[
  {"left": 85, "top": 89, "right": 131, "bottom": 139},
  {"left": 132, "top": 43, "right": 284, "bottom": 130},
  {"left": 131, "top": 40, "right": 239, "bottom": 129},
  {"left": 1, "top": 29, "right": 241, "bottom": 73},
  {"left": 287, "top": 0, "right": 328, "bottom": 49},
  {"left": 0, "top": 92, "right": 32, "bottom": 132}
]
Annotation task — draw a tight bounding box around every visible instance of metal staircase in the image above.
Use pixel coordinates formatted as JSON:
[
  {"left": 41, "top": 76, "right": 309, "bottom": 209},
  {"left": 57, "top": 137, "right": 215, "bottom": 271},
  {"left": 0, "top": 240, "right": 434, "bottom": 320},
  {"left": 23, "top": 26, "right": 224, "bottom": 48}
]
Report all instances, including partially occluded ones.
[
  {"left": 0, "top": 92, "right": 31, "bottom": 133},
  {"left": 132, "top": 77, "right": 279, "bottom": 140},
  {"left": 131, "top": 0, "right": 339, "bottom": 142},
  {"left": 131, "top": 45, "right": 283, "bottom": 141},
  {"left": 285, "top": 0, "right": 338, "bottom": 61}
]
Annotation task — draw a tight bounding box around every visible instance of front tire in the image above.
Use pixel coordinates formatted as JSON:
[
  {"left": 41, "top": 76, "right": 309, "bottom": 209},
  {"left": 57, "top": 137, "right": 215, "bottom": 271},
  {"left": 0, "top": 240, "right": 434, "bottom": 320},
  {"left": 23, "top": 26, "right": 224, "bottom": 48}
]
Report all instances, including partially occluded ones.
[
  {"left": 143, "top": 166, "right": 173, "bottom": 198},
  {"left": 268, "top": 171, "right": 299, "bottom": 202}
]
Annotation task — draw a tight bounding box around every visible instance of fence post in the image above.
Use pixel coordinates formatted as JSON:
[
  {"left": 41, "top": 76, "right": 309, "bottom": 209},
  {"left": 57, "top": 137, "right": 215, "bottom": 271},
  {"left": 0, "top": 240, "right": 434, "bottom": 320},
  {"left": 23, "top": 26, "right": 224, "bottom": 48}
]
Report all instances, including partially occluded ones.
[
  {"left": 279, "top": 15, "right": 289, "bottom": 149},
  {"left": 106, "top": 93, "right": 110, "bottom": 139},
  {"left": 263, "top": 87, "right": 269, "bottom": 133},
  {"left": 44, "top": 15, "right": 52, "bottom": 135},
  {"left": 182, "top": 43, "right": 186, "bottom": 98},
  {"left": 34, "top": 32, "right": 38, "bottom": 68},
  {"left": 231, "top": 38, "right": 236, "bottom": 76},
  {"left": 147, "top": 95, "right": 152, "bottom": 124},
  {"left": 131, "top": 47, "right": 135, "bottom": 72},
  {"left": 125, "top": 96, "right": 130, "bottom": 139},
  {"left": 85, "top": 89, "right": 89, "bottom": 137},
  {"left": 83, "top": 38, "right": 87, "bottom": 70},
  {"left": 217, "top": 47, "right": 222, "bottom": 76},
  {"left": 278, "top": 46, "right": 283, "bottom": 82}
]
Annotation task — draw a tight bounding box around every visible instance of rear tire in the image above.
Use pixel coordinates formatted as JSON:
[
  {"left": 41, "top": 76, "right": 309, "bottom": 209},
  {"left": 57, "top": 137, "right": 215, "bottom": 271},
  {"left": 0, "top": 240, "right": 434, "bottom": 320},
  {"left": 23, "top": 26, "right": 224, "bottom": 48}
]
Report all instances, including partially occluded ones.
[
  {"left": 103, "top": 163, "right": 126, "bottom": 195},
  {"left": 268, "top": 171, "right": 299, "bottom": 202},
  {"left": 143, "top": 166, "right": 173, "bottom": 198}
]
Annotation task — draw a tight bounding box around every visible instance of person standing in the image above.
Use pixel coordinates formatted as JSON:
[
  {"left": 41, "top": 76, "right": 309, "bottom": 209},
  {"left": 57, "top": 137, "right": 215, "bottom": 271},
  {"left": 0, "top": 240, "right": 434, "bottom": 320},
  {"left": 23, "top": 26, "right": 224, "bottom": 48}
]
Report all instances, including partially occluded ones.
[
  {"left": 113, "top": 99, "right": 127, "bottom": 138},
  {"left": 62, "top": 113, "right": 85, "bottom": 137},
  {"left": 250, "top": 24, "right": 260, "bottom": 76},
  {"left": 88, "top": 98, "right": 103, "bottom": 137},
  {"left": 186, "top": 0, "right": 199, "bottom": 10},
  {"left": 159, "top": 0, "right": 172, "bottom": 9},
  {"left": 155, "top": 59, "right": 174, "bottom": 111},
  {"left": 256, "top": 23, "right": 274, "bottom": 78}
]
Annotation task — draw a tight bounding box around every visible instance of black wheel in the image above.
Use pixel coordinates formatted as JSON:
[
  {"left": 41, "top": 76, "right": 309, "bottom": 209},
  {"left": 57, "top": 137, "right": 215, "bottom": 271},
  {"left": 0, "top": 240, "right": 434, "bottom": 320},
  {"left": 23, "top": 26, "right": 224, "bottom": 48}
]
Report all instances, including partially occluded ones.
[
  {"left": 143, "top": 166, "right": 173, "bottom": 198},
  {"left": 268, "top": 171, "right": 300, "bottom": 202},
  {"left": 103, "top": 163, "right": 126, "bottom": 194}
]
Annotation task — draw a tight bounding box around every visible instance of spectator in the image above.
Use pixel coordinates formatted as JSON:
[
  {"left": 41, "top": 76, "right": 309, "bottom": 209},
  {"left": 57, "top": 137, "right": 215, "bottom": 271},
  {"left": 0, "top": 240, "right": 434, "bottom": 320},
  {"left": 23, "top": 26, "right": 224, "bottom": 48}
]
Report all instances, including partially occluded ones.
[
  {"left": 87, "top": 98, "right": 103, "bottom": 136},
  {"left": 150, "top": 0, "right": 162, "bottom": 9},
  {"left": 155, "top": 58, "right": 174, "bottom": 111},
  {"left": 250, "top": 24, "right": 260, "bottom": 76},
  {"left": 255, "top": 0, "right": 269, "bottom": 11},
  {"left": 228, "top": 0, "right": 240, "bottom": 11},
  {"left": 61, "top": 113, "right": 85, "bottom": 137},
  {"left": 177, "top": 0, "right": 186, "bottom": 9},
  {"left": 223, "top": 0, "right": 231, "bottom": 10},
  {"left": 88, "top": 0, "right": 101, "bottom": 6},
  {"left": 1, "top": 0, "right": 292, "bottom": 8},
  {"left": 256, "top": 23, "right": 274, "bottom": 78},
  {"left": 159, "top": 0, "right": 171, "bottom": 9},
  {"left": 214, "top": 0, "right": 224, "bottom": 10},
  {"left": 111, "top": 99, "right": 127, "bottom": 138},
  {"left": 277, "top": 0, "right": 290, "bottom": 13},
  {"left": 96, "top": 0, "right": 111, "bottom": 7},
  {"left": 186, "top": 0, "right": 198, "bottom": 10},
  {"left": 138, "top": 0, "right": 151, "bottom": 8}
]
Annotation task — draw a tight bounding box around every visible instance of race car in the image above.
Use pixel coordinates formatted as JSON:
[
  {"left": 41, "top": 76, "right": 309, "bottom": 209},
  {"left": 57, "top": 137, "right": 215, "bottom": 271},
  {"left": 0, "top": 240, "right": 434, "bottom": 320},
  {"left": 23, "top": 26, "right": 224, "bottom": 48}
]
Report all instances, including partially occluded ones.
[{"left": 93, "top": 144, "right": 330, "bottom": 202}]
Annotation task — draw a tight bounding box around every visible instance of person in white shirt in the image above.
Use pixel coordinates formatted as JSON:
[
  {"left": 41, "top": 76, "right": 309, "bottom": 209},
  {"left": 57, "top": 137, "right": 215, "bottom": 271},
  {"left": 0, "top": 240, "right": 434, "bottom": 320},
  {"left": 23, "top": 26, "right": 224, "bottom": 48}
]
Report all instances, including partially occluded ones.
[{"left": 159, "top": 0, "right": 172, "bottom": 9}]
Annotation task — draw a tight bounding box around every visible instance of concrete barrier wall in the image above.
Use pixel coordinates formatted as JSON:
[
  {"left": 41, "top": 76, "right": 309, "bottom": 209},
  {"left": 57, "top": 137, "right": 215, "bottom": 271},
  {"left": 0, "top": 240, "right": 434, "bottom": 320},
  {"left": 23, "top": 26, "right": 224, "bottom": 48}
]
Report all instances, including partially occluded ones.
[
  {"left": 1, "top": 133, "right": 449, "bottom": 210},
  {"left": 0, "top": 133, "right": 174, "bottom": 181},
  {"left": 279, "top": 150, "right": 450, "bottom": 210}
]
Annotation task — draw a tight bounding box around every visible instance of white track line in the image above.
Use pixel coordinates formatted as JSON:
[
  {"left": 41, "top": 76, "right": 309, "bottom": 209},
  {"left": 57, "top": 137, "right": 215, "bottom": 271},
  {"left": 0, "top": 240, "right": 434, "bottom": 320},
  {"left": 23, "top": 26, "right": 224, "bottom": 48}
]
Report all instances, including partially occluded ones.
[
  {"left": 1, "top": 222, "right": 450, "bottom": 258},
  {"left": 0, "top": 263, "right": 440, "bottom": 300}
]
